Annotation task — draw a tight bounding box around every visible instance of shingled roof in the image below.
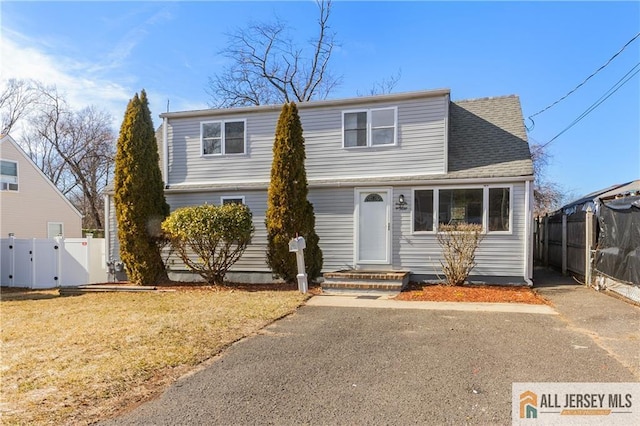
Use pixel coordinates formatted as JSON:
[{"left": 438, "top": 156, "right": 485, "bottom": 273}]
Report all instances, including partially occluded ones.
[{"left": 447, "top": 95, "right": 533, "bottom": 179}]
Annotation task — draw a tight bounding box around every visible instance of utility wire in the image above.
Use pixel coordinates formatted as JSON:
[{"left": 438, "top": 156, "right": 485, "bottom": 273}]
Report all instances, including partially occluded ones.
[
  {"left": 528, "top": 31, "right": 640, "bottom": 122},
  {"left": 540, "top": 61, "right": 640, "bottom": 148}
]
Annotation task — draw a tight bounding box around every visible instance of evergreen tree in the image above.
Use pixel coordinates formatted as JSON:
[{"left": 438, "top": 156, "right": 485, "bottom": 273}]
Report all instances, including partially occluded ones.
[
  {"left": 114, "top": 90, "right": 170, "bottom": 285},
  {"left": 266, "top": 102, "right": 323, "bottom": 282}
]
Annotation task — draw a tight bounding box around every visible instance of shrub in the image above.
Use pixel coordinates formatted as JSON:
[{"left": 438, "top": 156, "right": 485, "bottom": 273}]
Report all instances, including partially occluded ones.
[
  {"left": 436, "top": 223, "right": 484, "bottom": 286},
  {"left": 162, "top": 203, "right": 254, "bottom": 285},
  {"left": 265, "top": 102, "right": 323, "bottom": 282},
  {"left": 114, "top": 90, "right": 169, "bottom": 285}
]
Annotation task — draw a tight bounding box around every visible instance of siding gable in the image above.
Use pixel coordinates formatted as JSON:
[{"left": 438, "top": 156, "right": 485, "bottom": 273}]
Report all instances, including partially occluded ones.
[{"left": 0, "top": 135, "right": 82, "bottom": 238}]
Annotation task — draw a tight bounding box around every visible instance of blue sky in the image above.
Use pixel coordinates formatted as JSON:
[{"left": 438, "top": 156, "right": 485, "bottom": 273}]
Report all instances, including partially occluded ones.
[{"left": 1, "top": 1, "right": 638, "bottom": 201}]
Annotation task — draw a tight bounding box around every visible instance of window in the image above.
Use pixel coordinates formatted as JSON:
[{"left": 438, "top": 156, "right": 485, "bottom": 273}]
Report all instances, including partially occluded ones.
[
  {"left": 414, "top": 190, "right": 434, "bottom": 232},
  {"left": 364, "top": 193, "right": 383, "bottom": 202},
  {"left": 343, "top": 107, "right": 396, "bottom": 148},
  {"left": 412, "top": 186, "right": 512, "bottom": 233},
  {"left": 488, "top": 187, "right": 510, "bottom": 232},
  {"left": 0, "top": 160, "right": 18, "bottom": 191},
  {"left": 47, "top": 222, "right": 63, "bottom": 238},
  {"left": 221, "top": 196, "right": 245, "bottom": 205},
  {"left": 201, "top": 120, "right": 246, "bottom": 155},
  {"left": 439, "top": 189, "right": 483, "bottom": 226}
]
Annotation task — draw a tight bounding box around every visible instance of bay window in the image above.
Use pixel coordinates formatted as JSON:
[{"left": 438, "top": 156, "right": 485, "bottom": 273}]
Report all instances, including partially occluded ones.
[{"left": 413, "top": 186, "right": 512, "bottom": 233}]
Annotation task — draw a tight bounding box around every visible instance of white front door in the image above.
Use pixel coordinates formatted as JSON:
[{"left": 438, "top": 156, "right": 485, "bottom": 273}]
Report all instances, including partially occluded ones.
[{"left": 356, "top": 189, "right": 390, "bottom": 264}]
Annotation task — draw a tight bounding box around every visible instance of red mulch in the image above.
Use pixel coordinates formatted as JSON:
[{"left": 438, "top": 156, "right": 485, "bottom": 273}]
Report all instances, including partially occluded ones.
[{"left": 395, "top": 282, "right": 548, "bottom": 304}]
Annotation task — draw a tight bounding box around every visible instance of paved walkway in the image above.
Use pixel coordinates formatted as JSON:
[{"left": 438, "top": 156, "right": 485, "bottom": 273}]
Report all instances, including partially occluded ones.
[
  {"left": 307, "top": 294, "right": 557, "bottom": 314},
  {"left": 533, "top": 266, "right": 640, "bottom": 379}
]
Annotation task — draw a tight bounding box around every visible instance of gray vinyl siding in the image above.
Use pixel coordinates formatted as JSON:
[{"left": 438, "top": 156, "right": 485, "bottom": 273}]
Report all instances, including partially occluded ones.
[
  {"left": 162, "top": 187, "right": 355, "bottom": 273},
  {"left": 108, "top": 181, "right": 526, "bottom": 279},
  {"left": 391, "top": 182, "right": 526, "bottom": 277},
  {"left": 164, "top": 95, "right": 447, "bottom": 186},
  {"left": 308, "top": 187, "right": 355, "bottom": 271}
]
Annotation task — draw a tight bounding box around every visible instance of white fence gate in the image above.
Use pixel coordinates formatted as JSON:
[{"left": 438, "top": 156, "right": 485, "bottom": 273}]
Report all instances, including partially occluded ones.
[{"left": 0, "top": 236, "right": 108, "bottom": 289}]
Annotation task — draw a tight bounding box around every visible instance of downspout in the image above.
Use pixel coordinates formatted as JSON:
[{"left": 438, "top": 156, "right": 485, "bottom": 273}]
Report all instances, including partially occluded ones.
[
  {"left": 524, "top": 180, "right": 533, "bottom": 286},
  {"left": 104, "top": 194, "right": 111, "bottom": 261},
  {"left": 162, "top": 116, "right": 169, "bottom": 187}
]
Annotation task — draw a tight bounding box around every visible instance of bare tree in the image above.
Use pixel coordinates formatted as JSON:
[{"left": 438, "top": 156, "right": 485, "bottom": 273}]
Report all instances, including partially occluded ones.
[
  {"left": 23, "top": 85, "right": 115, "bottom": 229},
  {"left": 358, "top": 69, "right": 402, "bottom": 97},
  {"left": 531, "top": 144, "right": 564, "bottom": 217},
  {"left": 207, "top": 0, "right": 340, "bottom": 107},
  {"left": 2, "top": 80, "right": 116, "bottom": 228},
  {"left": 0, "top": 79, "right": 38, "bottom": 135}
]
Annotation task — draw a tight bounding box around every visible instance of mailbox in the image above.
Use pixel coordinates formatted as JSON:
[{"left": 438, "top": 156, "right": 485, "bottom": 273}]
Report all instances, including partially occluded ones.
[{"left": 288, "top": 236, "right": 308, "bottom": 294}]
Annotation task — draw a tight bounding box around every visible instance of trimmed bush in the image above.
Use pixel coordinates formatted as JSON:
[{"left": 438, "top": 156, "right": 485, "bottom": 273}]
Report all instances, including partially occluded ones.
[
  {"left": 162, "top": 203, "right": 254, "bottom": 285},
  {"left": 436, "top": 223, "right": 484, "bottom": 286},
  {"left": 265, "top": 102, "right": 323, "bottom": 282},
  {"left": 114, "top": 90, "right": 169, "bottom": 285}
]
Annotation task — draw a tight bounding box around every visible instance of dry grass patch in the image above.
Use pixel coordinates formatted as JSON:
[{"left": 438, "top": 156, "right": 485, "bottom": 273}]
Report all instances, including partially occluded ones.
[{"left": 0, "top": 288, "right": 307, "bottom": 425}]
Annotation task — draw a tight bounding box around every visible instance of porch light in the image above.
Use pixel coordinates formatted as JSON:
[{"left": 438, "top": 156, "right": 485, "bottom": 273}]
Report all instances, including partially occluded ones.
[{"left": 395, "top": 194, "right": 408, "bottom": 210}]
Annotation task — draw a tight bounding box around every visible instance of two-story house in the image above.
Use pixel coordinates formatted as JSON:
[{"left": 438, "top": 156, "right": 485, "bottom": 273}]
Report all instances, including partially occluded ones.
[
  {"left": 1, "top": 135, "right": 82, "bottom": 239},
  {"left": 106, "top": 89, "right": 534, "bottom": 285}
]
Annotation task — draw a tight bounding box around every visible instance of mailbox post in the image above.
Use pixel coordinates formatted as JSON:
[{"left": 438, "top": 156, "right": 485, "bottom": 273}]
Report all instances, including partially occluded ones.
[{"left": 288, "top": 236, "right": 308, "bottom": 294}]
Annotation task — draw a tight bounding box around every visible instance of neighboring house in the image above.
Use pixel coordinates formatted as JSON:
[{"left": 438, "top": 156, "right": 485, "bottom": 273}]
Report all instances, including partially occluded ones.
[
  {"left": 0, "top": 134, "right": 82, "bottom": 239},
  {"left": 106, "top": 89, "right": 535, "bottom": 284}
]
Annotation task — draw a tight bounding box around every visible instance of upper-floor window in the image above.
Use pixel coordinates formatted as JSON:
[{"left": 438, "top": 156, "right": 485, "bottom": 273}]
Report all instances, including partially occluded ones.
[
  {"left": 413, "top": 186, "right": 511, "bottom": 233},
  {"left": 48, "top": 222, "right": 63, "bottom": 238},
  {"left": 0, "top": 159, "right": 18, "bottom": 191},
  {"left": 201, "top": 120, "right": 246, "bottom": 156},
  {"left": 343, "top": 107, "right": 397, "bottom": 148}
]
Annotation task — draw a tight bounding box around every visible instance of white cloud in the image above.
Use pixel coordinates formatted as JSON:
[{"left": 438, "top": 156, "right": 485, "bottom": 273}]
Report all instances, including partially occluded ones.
[{"left": 1, "top": 28, "right": 133, "bottom": 131}]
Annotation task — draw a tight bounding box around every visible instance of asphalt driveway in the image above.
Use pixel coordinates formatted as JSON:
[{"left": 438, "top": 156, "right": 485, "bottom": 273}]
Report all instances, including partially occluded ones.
[{"left": 103, "top": 288, "right": 637, "bottom": 425}]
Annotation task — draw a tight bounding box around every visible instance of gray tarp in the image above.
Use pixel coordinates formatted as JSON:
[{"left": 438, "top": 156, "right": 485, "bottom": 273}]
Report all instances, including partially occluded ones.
[{"left": 595, "top": 196, "right": 640, "bottom": 285}]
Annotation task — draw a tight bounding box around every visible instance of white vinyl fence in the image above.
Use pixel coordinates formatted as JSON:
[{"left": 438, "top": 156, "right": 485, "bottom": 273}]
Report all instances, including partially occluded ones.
[{"left": 0, "top": 236, "right": 107, "bottom": 289}]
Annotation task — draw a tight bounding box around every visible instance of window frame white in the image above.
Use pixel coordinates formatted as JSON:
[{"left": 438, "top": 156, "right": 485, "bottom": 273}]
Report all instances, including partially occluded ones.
[
  {"left": 411, "top": 184, "right": 513, "bottom": 235},
  {"left": 200, "top": 119, "right": 247, "bottom": 156},
  {"left": 220, "top": 196, "right": 245, "bottom": 205},
  {"left": 47, "top": 222, "right": 64, "bottom": 238},
  {"left": 342, "top": 106, "right": 398, "bottom": 149},
  {"left": 0, "top": 159, "right": 19, "bottom": 191}
]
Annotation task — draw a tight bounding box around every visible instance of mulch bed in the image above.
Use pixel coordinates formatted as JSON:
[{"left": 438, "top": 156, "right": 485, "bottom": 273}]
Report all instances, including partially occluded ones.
[{"left": 395, "top": 282, "right": 548, "bottom": 304}]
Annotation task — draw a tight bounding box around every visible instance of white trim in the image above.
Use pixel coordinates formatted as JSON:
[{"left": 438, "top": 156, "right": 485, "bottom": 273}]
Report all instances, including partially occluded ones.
[
  {"left": 524, "top": 180, "right": 533, "bottom": 285},
  {"left": 411, "top": 188, "right": 436, "bottom": 234},
  {"left": 443, "top": 93, "right": 450, "bottom": 174},
  {"left": 163, "top": 116, "right": 169, "bottom": 186},
  {"left": 161, "top": 88, "right": 450, "bottom": 119},
  {"left": 163, "top": 175, "right": 534, "bottom": 192},
  {"left": 47, "top": 222, "right": 64, "bottom": 238},
  {"left": 410, "top": 184, "right": 514, "bottom": 235},
  {"left": 342, "top": 107, "right": 397, "bottom": 149},
  {"left": 486, "top": 184, "right": 514, "bottom": 234},
  {"left": 104, "top": 194, "right": 111, "bottom": 261},
  {"left": 0, "top": 158, "right": 19, "bottom": 192},
  {"left": 354, "top": 187, "right": 392, "bottom": 265},
  {"left": 220, "top": 195, "right": 245, "bottom": 205},
  {"left": 200, "top": 119, "right": 247, "bottom": 156}
]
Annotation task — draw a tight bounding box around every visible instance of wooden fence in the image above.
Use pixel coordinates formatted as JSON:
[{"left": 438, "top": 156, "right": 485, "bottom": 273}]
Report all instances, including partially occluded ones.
[{"left": 534, "top": 208, "right": 596, "bottom": 283}]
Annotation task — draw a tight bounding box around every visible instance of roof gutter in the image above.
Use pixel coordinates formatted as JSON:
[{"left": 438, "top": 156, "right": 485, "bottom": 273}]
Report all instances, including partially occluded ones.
[{"left": 159, "top": 88, "right": 451, "bottom": 120}]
